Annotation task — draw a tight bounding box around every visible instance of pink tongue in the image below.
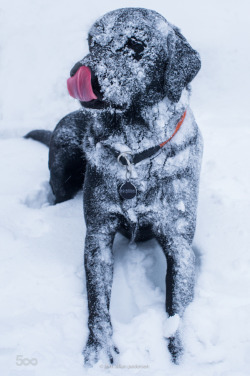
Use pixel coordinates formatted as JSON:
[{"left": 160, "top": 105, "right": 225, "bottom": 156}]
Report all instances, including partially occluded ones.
[{"left": 67, "top": 66, "right": 97, "bottom": 102}]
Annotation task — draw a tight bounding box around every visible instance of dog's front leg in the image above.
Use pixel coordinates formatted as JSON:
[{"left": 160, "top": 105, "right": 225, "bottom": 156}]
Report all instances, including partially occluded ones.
[
  {"left": 83, "top": 226, "right": 119, "bottom": 366},
  {"left": 156, "top": 233, "right": 196, "bottom": 363}
]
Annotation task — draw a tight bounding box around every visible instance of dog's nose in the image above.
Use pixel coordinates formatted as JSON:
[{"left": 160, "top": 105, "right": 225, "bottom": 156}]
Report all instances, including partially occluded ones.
[
  {"left": 70, "top": 61, "right": 84, "bottom": 77},
  {"left": 67, "top": 66, "right": 98, "bottom": 102}
]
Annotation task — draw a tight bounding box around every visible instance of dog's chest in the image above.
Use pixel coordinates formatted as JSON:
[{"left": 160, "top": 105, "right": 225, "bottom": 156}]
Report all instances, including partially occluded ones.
[{"left": 83, "top": 109, "right": 201, "bottom": 232}]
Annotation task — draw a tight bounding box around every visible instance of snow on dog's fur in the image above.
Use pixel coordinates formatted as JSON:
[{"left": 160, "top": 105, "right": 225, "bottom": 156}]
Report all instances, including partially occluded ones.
[{"left": 25, "top": 8, "right": 202, "bottom": 366}]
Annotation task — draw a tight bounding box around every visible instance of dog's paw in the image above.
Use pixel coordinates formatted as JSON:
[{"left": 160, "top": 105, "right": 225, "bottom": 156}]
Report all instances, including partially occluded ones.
[
  {"left": 167, "top": 331, "right": 184, "bottom": 365},
  {"left": 83, "top": 335, "right": 119, "bottom": 367},
  {"left": 83, "top": 341, "right": 100, "bottom": 367}
]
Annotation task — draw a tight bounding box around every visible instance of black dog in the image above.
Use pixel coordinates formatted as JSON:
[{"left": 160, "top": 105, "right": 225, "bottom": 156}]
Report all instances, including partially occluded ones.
[{"left": 25, "top": 8, "right": 202, "bottom": 365}]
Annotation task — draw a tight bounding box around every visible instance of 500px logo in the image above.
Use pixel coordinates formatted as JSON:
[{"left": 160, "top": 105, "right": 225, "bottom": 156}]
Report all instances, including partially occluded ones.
[{"left": 16, "top": 355, "right": 38, "bottom": 366}]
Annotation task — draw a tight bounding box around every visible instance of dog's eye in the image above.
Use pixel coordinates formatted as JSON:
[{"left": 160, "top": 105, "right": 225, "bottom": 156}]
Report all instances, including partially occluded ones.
[{"left": 126, "top": 37, "right": 145, "bottom": 61}]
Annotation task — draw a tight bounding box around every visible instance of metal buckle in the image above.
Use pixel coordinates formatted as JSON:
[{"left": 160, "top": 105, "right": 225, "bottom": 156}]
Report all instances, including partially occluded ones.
[{"left": 117, "top": 152, "right": 133, "bottom": 180}]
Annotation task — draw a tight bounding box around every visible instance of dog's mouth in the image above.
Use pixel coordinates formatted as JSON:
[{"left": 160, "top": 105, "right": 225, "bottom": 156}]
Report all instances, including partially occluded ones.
[
  {"left": 67, "top": 65, "right": 127, "bottom": 110},
  {"left": 67, "top": 66, "right": 98, "bottom": 102}
]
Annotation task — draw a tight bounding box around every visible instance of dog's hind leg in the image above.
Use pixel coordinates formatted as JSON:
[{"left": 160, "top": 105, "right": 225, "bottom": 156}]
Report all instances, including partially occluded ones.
[
  {"left": 156, "top": 233, "right": 196, "bottom": 363},
  {"left": 26, "top": 128, "right": 85, "bottom": 204},
  {"left": 48, "top": 112, "right": 88, "bottom": 204},
  {"left": 49, "top": 143, "right": 86, "bottom": 204},
  {"left": 25, "top": 111, "right": 88, "bottom": 204}
]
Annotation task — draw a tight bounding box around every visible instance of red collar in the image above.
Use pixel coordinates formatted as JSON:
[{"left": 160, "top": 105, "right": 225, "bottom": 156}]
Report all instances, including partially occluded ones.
[{"left": 160, "top": 110, "right": 187, "bottom": 148}]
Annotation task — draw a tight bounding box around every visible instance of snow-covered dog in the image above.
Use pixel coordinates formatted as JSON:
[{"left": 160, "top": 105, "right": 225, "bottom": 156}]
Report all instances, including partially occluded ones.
[{"left": 25, "top": 8, "right": 202, "bottom": 365}]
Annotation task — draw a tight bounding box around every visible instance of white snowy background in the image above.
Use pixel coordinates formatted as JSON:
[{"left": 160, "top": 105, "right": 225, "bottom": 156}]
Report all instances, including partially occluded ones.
[{"left": 0, "top": 0, "right": 250, "bottom": 375}]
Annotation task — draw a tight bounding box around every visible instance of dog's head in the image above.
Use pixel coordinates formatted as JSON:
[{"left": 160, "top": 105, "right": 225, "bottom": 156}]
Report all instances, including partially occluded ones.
[{"left": 67, "top": 8, "right": 201, "bottom": 110}]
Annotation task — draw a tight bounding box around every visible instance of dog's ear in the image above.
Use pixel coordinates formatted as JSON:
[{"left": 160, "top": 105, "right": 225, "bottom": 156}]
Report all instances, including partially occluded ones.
[{"left": 165, "top": 28, "right": 201, "bottom": 103}]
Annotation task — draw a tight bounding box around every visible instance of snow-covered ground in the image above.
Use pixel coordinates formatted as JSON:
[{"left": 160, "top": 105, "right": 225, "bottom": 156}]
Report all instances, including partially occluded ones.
[{"left": 0, "top": 0, "right": 250, "bottom": 375}]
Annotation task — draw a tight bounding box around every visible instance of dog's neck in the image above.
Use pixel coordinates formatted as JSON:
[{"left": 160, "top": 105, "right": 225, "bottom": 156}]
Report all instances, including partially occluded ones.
[
  {"left": 83, "top": 88, "right": 191, "bottom": 170},
  {"left": 90, "top": 89, "right": 190, "bottom": 156},
  {"left": 140, "top": 88, "right": 190, "bottom": 142}
]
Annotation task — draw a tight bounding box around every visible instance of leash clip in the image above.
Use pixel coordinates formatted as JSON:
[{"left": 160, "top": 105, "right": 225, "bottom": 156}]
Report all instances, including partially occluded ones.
[
  {"left": 118, "top": 152, "right": 137, "bottom": 200},
  {"left": 117, "top": 152, "right": 133, "bottom": 180}
]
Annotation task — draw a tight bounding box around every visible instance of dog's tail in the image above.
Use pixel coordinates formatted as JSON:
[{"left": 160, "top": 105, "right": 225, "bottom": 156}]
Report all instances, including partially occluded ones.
[{"left": 24, "top": 130, "right": 52, "bottom": 147}]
